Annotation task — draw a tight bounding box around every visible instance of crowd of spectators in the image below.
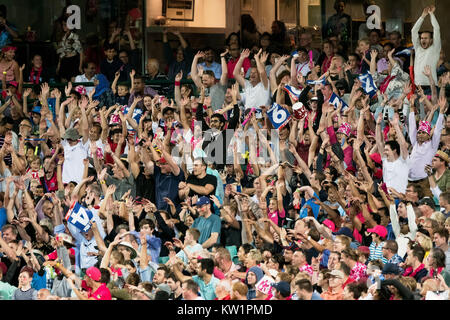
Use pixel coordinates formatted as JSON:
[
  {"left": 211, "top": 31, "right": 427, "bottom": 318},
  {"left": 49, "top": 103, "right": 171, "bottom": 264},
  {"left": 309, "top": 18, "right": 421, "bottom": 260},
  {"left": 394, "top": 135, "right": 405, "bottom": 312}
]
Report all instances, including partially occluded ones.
[{"left": 0, "top": 1, "right": 449, "bottom": 301}]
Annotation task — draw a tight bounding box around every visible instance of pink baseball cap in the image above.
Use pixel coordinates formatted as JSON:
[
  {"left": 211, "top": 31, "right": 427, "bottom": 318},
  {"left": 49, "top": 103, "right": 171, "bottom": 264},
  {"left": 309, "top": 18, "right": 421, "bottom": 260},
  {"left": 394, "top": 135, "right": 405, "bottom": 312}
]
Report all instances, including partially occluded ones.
[
  {"left": 86, "top": 266, "right": 102, "bottom": 281},
  {"left": 323, "top": 219, "right": 336, "bottom": 233},
  {"left": 367, "top": 225, "right": 388, "bottom": 239}
]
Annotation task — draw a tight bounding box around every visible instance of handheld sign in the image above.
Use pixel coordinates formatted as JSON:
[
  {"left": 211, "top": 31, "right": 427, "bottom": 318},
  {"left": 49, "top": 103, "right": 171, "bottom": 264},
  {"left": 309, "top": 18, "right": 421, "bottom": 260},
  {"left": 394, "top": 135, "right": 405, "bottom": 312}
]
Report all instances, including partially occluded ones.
[
  {"left": 306, "top": 78, "right": 326, "bottom": 86},
  {"left": 358, "top": 73, "right": 377, "bottom": 98},
  {"left": 283, "top": 85, "right": 302, "bottom": 102},
  {"left": 255, "top": 275, "right": 275, "bottom": 295},
  {"left": 65, "top": 202, "right": 94, "bottom": 232},
  {"left": 267, "top": 103, "right": 291, "bottom": 130},
  {"left": 329, "top": 93, "right": 349, "bottom": 112}
]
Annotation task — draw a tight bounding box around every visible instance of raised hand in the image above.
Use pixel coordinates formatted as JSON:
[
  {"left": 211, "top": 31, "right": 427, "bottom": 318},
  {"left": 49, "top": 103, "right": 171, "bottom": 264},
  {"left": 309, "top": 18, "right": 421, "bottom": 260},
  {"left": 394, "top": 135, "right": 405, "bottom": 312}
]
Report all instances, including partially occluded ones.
[
  {"left": 438, "top": 96, "right": 448, "bottom": 114},
  {"left": 41, "top": 82, "right": 50, "bottom": 98},
  {"left": 260, "top": 51, "right": 269, "bottom": 65},
  {"left": 23, "top": 87, "right": 33, "bottom": 98},
  {"left": 240, "top": 48, "right": 251, "bottom": 59},
  {"left": 423, "top": 65, "right": 432, "bottom": 78},
  {"left": 387, "top": 48, "right": 395, "bottom": 62},
  {"left": 64, "top": 82, "right": 72, "bottom": 97},
  {"left": 220, "top": 49, "right": 229, "bottom": 58},
  {"left": 195, "top": 51, "right": 205, "bottom": 60},
  {"left": 175, "top": 70, "right": 183, "bottom": 82},
  {"left": 421, "top": 6, "right": 430, "bottom": 18},
  {"left": 98, "top": 167, "right": 108, "bottom": 181},
  {"left": 370, "top": 49, "right": 378, "bottom": 61}
]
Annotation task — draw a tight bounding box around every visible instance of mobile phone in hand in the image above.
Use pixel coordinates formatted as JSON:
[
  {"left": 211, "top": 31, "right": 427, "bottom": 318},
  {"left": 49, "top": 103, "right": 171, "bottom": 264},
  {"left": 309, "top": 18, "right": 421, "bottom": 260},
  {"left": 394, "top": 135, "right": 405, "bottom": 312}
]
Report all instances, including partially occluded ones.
[{"left": 380, "top": 182, "right": 388, "bottom": 195}]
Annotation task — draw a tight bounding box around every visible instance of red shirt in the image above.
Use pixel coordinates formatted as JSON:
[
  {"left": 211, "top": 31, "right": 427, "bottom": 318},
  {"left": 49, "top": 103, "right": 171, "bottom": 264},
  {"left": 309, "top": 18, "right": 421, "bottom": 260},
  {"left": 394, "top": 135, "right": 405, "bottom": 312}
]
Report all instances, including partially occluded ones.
[
  {"left": 89, "top": 283, "right": 112, "bottom": 300},
  {"left": 227, "top": 57, "right": 251, "bottom": 79},
  {"left": 105, "top": 136, "right": 125, "bottom": 165}
]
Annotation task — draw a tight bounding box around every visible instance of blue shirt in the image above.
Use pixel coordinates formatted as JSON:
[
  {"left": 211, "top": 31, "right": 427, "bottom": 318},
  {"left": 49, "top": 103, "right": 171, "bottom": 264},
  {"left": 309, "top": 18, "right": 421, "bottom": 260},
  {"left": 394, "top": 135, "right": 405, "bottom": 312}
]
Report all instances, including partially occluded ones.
[
  {"left": 192, "top": 275, "right": 220, "bottom": 300},
  {"left": 130, "top": 231, "right": 162, "bottom": 263},
  {"left": 0, "top": 23, "right": 17, "bottom": 49},
  {"left": 299, "top": 192, "right": 320, "bottom": 219},
  {"left": 192, "top": 213, "right": 221, "bottom": 246},
  {"left": 0, "top": 208, "right": 7, "bottom": 229},
  {"left": 369, "top": 241, "right": 388, "bottom": 264},
  {"left": 154, "top": 165, "right": 185, "bottom": 211},
  {"left": 198, "top": 62, "right": 222, "bottom": 79}
]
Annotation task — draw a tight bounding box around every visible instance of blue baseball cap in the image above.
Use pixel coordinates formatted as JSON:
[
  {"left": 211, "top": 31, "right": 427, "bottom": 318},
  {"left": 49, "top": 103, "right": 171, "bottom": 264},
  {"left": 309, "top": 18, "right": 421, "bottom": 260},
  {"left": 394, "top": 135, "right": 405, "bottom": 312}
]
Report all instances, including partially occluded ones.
[
  {"left": 31, "top": 106, "right": 41, "bottom": 114},
  {"left": 271, "top": 281, "right": 291, "bottom": 297},
  {"left": 382, "top": 263, "right": 401, "bottom": 275},
  {"left": 195, "top": 196, "right": 210, "bottom": 207}
]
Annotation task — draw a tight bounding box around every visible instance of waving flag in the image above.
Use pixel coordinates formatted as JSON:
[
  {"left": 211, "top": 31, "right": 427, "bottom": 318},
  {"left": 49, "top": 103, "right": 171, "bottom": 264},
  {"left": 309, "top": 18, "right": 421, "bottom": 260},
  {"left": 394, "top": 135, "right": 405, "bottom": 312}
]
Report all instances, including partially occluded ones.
[
  {"left": 267, "top": 103, "right": 291, "bottom": 130},
  {"left": 306, "top": 78, "right": 326, "bottom": 86},
  {"left": 329, "top": 93, "right": 349, "bottom": 112},
  {"left": 395, "top": 46, "right": 413, "bottom": 56},
  {"left": 283, "top": 85, "right": 302, "bottom": 102},
  {"left": 358, "top": 73, "right": 377, "bottom": 98},
  {"left": 65, "top": 202, "right": 94, "bottom": 232}
]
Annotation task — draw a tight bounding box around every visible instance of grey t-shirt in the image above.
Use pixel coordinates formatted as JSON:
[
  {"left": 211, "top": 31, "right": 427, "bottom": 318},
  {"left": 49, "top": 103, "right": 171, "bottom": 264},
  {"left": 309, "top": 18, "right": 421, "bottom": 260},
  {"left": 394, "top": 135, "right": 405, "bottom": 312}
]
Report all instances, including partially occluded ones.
[
  {"left": 12, "top": 287, "right": 37, "bottom": 300},
  {"left": 106, "top": 173, "right": 136, "bottom": 200},
  {"left": 206, "top": 84, "right": 227, "bottom": 111}
]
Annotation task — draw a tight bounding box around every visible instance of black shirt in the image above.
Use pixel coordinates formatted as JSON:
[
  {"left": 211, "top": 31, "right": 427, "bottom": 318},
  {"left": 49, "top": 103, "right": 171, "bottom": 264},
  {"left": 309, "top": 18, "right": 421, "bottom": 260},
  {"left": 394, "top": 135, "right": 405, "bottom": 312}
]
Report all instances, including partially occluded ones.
[
  {"left": 135, "top": 171, "right": 156, "bottom": 204},
  {"left": 220, "top": 221, "right": 242, "bottom": 248},
  {"left": 186, "top": 174, "right": 217, "bottom": 198},
  {"left": 100, "top": 57, "right": 123, "bottom": 83}
]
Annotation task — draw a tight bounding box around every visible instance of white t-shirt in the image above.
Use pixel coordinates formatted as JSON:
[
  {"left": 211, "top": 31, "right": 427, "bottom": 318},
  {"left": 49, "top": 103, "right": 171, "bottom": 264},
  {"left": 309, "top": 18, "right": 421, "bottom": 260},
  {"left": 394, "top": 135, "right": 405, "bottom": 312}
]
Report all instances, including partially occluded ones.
[
  {"left": 382, "top": 156, "right": 409, "bottom": 194},
  {"left": 62, "top": 139, "right": 89, "bottom": 184},
  {"left": 243, "top": 80, "right": 271, "bottom": 110}
]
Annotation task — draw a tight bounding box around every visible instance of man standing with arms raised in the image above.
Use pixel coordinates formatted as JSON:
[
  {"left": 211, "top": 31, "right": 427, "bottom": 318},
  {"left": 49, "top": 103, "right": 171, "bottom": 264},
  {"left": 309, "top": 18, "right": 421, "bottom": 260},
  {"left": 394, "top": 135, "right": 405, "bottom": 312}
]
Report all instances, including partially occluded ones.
[{"left": 411, "top": 5, "right": 441, "bottom": 90}]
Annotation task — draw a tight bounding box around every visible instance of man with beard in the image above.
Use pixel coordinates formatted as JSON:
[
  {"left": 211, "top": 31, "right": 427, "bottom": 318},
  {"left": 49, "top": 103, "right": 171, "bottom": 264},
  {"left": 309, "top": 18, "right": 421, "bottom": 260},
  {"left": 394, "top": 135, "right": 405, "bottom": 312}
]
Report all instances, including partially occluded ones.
[{"left": 412, "top": 5, "right": 441, "bottom": 89}]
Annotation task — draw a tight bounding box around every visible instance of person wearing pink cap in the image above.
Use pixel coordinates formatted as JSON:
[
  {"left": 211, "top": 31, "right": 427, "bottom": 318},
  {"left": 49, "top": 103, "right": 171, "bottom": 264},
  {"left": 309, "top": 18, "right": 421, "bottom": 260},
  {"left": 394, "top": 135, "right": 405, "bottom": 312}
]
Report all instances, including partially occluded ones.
[
  {"left": 407, "top": 95, "right": 447, "bottom": 198},
  {"left": 367, "top": 225, "right": 388, "bottom": 264},
  {"left": 67, "top": 266, "right": 111, "bottom": 300}
]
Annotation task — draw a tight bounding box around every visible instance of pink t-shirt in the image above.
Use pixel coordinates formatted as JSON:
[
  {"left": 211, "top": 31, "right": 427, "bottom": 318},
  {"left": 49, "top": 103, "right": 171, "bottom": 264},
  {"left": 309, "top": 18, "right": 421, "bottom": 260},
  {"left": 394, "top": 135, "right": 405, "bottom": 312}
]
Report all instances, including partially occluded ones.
[{"left": 268, "top": 209, "right": 285, "bottom": 226}]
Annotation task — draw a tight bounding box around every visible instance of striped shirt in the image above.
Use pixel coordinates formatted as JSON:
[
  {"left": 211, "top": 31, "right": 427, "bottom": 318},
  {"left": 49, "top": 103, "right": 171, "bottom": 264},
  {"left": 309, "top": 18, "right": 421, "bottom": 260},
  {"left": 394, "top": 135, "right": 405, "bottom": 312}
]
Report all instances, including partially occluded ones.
[
  {"left": 369, "top": 241, "right": 388, "bottom": 264},
  {"left": 0, "top": 136, "right": 12, "bottom": 166}
]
